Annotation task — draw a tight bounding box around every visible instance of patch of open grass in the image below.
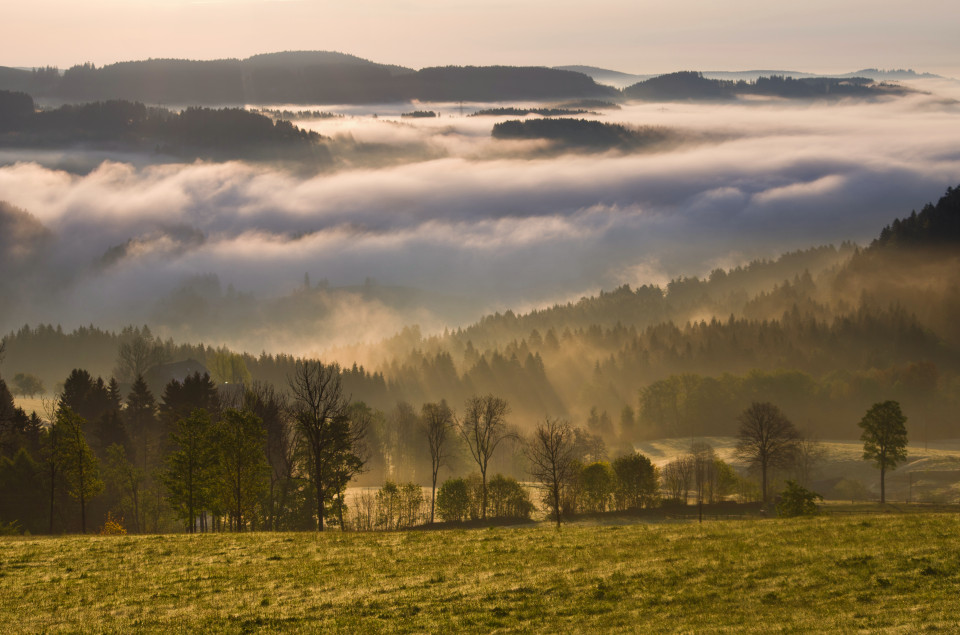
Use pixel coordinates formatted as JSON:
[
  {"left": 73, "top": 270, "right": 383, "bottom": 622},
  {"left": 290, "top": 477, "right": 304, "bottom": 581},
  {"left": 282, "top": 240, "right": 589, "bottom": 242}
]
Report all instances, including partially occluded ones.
[{"left": 1, "top": 514, "right": 959, "bottom": 632}]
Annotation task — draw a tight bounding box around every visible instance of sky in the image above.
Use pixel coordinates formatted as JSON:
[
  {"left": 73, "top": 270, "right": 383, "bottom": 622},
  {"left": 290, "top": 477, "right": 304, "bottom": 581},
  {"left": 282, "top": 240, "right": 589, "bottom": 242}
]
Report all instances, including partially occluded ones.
[{"left": 3, "top": 0, "right": 959, "bottom": 76}]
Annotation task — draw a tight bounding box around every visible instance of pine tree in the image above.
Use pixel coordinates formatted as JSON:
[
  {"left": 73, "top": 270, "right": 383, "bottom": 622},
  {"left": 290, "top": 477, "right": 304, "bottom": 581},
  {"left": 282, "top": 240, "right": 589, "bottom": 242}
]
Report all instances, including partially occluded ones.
[
  {"left": 126, "top": 375, "right": 157, "bottom": 473},
  {"left": 162, "top": 409, "right": 215, "bottom": 533},
  {"left": 54, "top": 407, "right": 103, "bottom": 533}
]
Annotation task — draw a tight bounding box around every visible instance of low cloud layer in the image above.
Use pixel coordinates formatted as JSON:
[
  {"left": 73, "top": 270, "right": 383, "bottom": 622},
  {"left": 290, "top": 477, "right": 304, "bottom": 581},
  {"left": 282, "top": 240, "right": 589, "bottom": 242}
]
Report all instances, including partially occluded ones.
[{"left": 1, "top": 91, "right": 959, "bottom": 356}]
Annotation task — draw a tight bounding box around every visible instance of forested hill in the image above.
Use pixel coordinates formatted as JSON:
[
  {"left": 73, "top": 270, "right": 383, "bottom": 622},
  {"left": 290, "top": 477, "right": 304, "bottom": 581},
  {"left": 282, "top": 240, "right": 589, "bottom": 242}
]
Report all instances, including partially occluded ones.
[
  {"left": 491, "top": 118, "right": 675, "bottom": 152},
  {"left": 0, "top": 91, "right": 327, "bottom": 162},
  {"left": 329, "top": 185, "right": 960, "bottom": 439},
  {"left": 623, "top": 71, "right": 914, "bottom": 101},
  {"left": 0, "top": 58, "right": 922, "bottom": 106},
  {"left": 0, "top": 53, "right": 616, "bottom": 105},
  {"left": 872, "top": 186, "right": 960, "bottom": 248}
]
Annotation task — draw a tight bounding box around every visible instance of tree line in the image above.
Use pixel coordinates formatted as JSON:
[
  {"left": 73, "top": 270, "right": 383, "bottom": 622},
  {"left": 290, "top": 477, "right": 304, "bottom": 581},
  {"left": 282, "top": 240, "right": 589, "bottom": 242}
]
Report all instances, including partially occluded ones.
[
  {"left": 0, "top": 346, "right": 909, "bottom": 534},
  {"left": 622, "top": 71, "right": 914, "bottom": 101},
  {"left": 0, "top": 90, "right": 328, "bottom": 162}
]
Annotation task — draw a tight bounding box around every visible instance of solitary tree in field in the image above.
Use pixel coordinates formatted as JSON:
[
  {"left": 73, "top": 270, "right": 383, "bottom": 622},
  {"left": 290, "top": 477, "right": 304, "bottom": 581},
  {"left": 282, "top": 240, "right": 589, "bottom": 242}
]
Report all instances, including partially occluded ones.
[
  {"left": 458, "top": 394, "right": 513, "bottom": 520},
  {"left": 12, "top": 373, "right": 44, "bottom": 398},
  {"left": 736, "top": 402, "right": 800, "bottom": 504},
  {"left": 421, "top": 400, "right": 454, "bottom": 523},
  {"left": 858, "top": 401, "right": 908, "bottom": 504},
  {"left": 526, "top": 417, "right": 576, "bottom": 528}
]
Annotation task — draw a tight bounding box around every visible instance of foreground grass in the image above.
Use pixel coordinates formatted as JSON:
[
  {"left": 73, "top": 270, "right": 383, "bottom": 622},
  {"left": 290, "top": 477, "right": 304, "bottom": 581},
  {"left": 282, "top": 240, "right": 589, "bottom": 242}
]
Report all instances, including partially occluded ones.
[{"left": 2, "top": 515, "right": 959, "bottom": 633}]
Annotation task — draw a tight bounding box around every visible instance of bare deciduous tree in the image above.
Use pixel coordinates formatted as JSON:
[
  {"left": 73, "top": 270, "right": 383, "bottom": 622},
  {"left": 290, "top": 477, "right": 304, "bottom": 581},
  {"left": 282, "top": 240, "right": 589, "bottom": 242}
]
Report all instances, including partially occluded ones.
[
  {"left": 288, "top": 360, "right": 353, "bottom": 532},
  {"left": 662, "top": 456, "right": 693, "bottom": 503},
  {"left": 115, "top": 329, "right": 168, "bottom": 383},
  {"left": 244, "top": 382, "right": 300, "bottom": 530},
  {"left": 458, "top": 394, "right": 513, "bottom": 520},
  {"left": 421, "top": 400, "right": 454, "bottom": 523},
  {"left": 793, "top": 434, "right": 825, "bottom": 488},
  {"left": 526, "top": 417, "right": 576, "bottom": 528},
  {"left": 736, "top": 402, "right": 800, "bottom": 504},
  {"left": 690, "top": 441, "right": 716, "bottom": 506}
]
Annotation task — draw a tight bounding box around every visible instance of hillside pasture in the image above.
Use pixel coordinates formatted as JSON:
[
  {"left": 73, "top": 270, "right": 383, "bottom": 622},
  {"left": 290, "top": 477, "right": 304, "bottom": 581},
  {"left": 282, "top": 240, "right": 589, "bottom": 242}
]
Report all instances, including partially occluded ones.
[{"left": 2, "top": 514, "right": 960, "bottom": 632}]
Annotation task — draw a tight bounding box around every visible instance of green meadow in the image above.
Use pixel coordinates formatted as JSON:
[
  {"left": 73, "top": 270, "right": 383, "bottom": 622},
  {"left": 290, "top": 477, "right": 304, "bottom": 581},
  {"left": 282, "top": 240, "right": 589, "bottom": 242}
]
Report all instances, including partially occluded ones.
[{"left": 2, "top": 513, "right": 959, "bottom": 633}]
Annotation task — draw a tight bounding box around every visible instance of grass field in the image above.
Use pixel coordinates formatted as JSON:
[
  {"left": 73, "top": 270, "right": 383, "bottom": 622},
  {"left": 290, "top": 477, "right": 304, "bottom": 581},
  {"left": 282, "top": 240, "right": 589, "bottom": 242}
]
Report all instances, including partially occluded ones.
[{"left": 2, "top": 514, "right": 959, "bottom": 633}]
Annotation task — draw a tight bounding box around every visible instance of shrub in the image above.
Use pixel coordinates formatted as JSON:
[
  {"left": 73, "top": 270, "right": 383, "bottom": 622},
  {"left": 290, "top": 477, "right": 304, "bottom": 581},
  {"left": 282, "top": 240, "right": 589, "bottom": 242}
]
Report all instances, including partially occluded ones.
[
  {"left": 777, "top": 480, "right": 823, "bottom": 517},
  {"left": 580, "top": 462, "right": 615, "bottom": 513},
  {"left": 374, "top": 481, "right": 425, "bottom": 530},
  {"left": 0, "top": 520, "right": 22, "bottom": 536},
  {"left": 612, "top": 452, "right": 659, "bottom": 510},
  {"left": 436, "top": 478, "right": 471, "bottom": 522},
  {"left": 100, "top": 512, "right": 128, "bottom": 535},
  {"left": 486, "top": 474, "right": 533, "bottom": 520}
]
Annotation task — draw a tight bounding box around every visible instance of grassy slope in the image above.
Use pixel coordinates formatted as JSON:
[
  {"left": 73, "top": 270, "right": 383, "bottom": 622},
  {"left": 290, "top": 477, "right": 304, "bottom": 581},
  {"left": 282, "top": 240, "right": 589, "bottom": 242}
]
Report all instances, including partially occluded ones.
[{"left": 2, "top": 515, "right": 959, "bottom": 633}]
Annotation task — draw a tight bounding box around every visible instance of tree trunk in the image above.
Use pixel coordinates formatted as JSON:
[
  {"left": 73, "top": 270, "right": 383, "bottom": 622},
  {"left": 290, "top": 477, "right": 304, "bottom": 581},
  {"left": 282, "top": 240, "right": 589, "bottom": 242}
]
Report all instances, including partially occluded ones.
[
  {"left": 761, "top": 460, "right": 768, "bottom": 504},
  {"left": 132, "top": 485, "right": 141, "bottom": 534},
  {"left": 553, "top": 482, "right": 562, "bottom": 529},
  {"left": 880, "top": 465, "right": 886, "bottom": 504},
  {"left": 49, "top": 462, "right": 56, "bottom": 534},
  {"left": 79, "top": 464, "right": 87, "bottom": 534},
  {"left": 480, "top": 466, "right": 488, "bottom": 520},
  {"left": 236, "top": 472, "right": 242, "bottom": 532},
  {"left": 315, "top": 455, "right": 325, "bottom": 532}
]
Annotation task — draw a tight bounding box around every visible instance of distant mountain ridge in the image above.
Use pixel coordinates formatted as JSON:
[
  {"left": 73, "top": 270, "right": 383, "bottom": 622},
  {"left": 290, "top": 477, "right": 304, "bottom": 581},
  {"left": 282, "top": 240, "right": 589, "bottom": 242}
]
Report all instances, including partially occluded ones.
[
  {"left": 623, "top": 71, "right": 915, "bottom": 101},
  {"left": 2, "top": 52, "right": 946, "bottom": 106},
  {"left": 0, "top": 51, "right": 615, "bottom": 105},
  {"left": 559, "top": 66, "right": 948, "bottom": 86}
]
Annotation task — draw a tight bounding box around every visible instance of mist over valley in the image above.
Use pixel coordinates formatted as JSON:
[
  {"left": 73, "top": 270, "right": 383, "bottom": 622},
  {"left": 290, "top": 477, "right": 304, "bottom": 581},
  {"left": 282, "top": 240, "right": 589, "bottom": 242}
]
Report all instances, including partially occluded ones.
[{"left": 3, "top": 5, "right": 960, "bottom": 626}]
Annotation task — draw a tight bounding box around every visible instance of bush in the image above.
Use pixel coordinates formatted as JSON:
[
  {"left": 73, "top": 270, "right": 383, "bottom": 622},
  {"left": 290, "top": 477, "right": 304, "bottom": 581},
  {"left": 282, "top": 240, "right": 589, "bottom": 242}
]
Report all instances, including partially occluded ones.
[
  {"left": 100, "top": 512, "right": 128, "bottom": 535},
  {"left": 436, "top": 478, "right": 471, "bottom": 522},
  {"left": 374, "top": 481, "right": 424, "bottom": 529},
  {"left": 612, "top": 452, "right": 659, "bottom": 510},
  {"left": 777, "top": 480, "right": 823, "bottom": 517},
  {"left": 580, "top": 462, "right": 615, "bottom": 513},
  {"left": 0, "top": 519, "right": 22, "bottom": 536},
  {"left": 486, "top": 474, "right": 533, "bottom": 520}
]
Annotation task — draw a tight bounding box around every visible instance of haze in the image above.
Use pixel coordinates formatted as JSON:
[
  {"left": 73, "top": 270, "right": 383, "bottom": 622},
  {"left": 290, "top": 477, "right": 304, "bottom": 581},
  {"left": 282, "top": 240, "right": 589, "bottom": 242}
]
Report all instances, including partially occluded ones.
[
  {"left": 4, "top": 0, "right": 960, "bottom": 77},
  {"left": 2, "top": 91, "right": 959, "bottom": 355}
]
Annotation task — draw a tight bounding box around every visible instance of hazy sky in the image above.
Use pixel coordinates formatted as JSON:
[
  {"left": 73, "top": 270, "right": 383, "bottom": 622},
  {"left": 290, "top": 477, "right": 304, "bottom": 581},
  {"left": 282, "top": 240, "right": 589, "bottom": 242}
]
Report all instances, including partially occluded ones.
[{"left": 3, "top": 0, "right": 959, "bottom": 76}]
